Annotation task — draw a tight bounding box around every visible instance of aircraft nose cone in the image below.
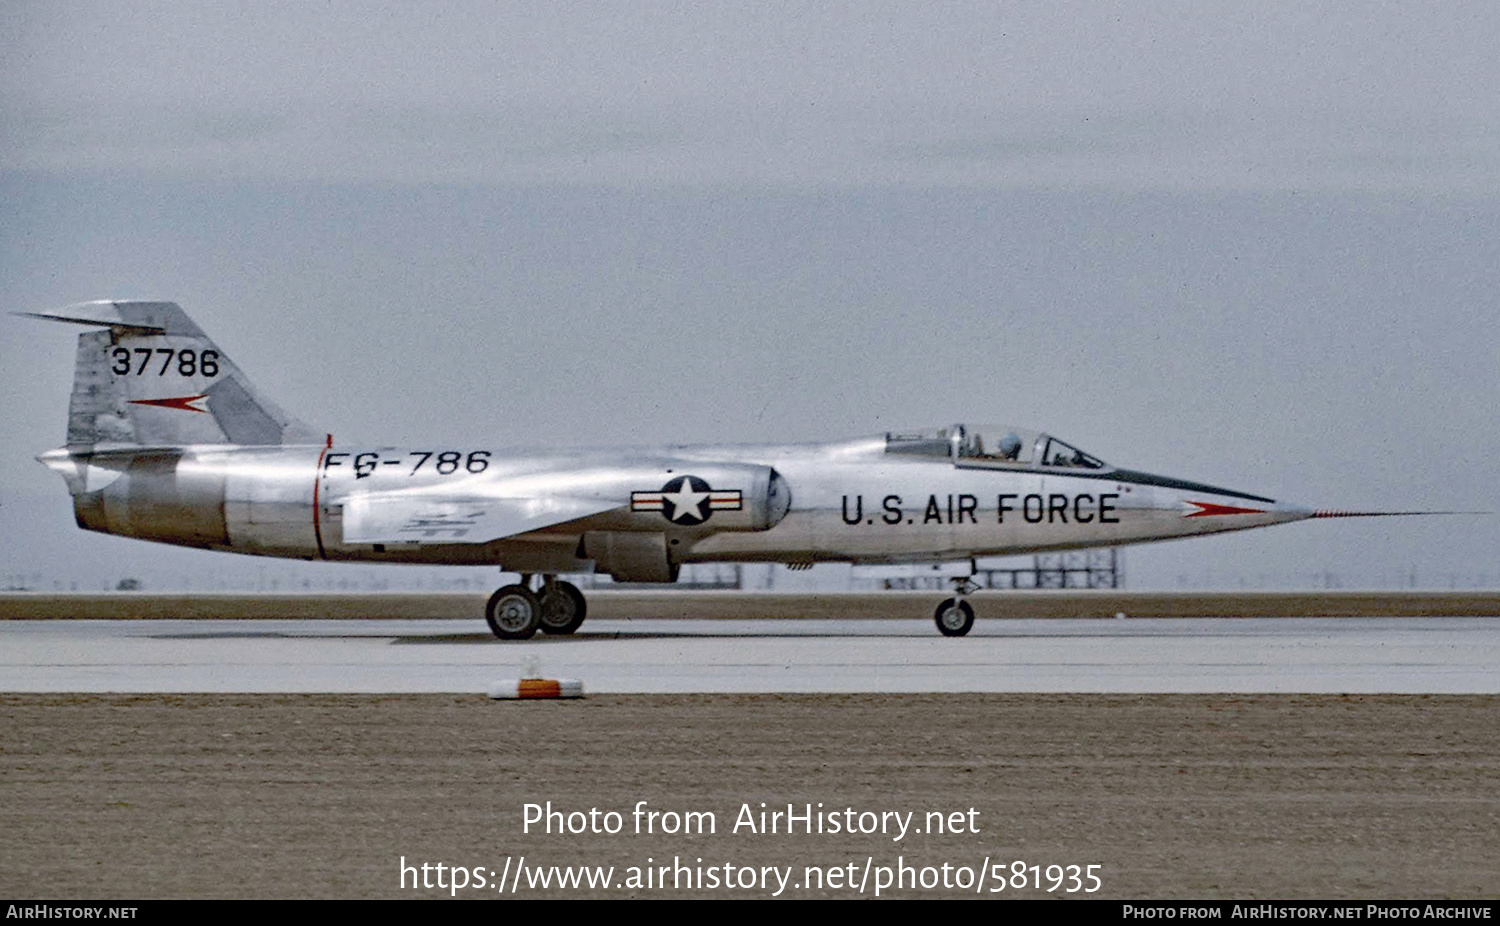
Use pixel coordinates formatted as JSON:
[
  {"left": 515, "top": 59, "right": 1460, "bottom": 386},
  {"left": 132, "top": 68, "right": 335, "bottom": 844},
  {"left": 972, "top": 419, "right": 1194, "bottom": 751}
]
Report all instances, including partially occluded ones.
[{"left": 1265, "top": 500, "right": 1316, "bottom": 524}]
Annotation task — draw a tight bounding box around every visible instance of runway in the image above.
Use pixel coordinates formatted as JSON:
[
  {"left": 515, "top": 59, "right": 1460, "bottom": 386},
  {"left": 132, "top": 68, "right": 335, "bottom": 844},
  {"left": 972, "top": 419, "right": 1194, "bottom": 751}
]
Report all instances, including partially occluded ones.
[
  {"left": 5, "top": 589, "right": 1498, "bottom": 620},
  {"left": 3, "top": 616, "right": 1497, "bottom": 693}
]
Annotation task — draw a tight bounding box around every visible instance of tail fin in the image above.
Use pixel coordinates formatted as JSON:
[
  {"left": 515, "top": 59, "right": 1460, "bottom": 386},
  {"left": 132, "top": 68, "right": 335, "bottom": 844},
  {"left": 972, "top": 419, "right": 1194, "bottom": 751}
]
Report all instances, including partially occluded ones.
[{"left": 23, "top": 300, "right": 323, "bottom": 448}]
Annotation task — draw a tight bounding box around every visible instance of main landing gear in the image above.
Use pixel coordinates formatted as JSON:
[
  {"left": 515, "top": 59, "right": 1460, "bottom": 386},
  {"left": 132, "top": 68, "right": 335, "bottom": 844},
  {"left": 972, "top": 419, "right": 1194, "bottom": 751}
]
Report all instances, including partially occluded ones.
[
  {"left": 484, "top": 574, "right": 588, "bottom": 640},
  {"left": 933, "top": 576, "right": 979, "bottom": 637}
]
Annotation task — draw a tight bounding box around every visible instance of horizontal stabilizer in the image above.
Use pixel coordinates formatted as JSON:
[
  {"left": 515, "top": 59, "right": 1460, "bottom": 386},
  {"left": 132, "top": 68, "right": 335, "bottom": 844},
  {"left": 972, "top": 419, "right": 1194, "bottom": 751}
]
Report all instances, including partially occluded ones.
[
  {"left": 18, "top": 300, "right": 186, "bottom": 335},
  {"left": 342, "top": 493, "right": 620, "bottom": 544}
]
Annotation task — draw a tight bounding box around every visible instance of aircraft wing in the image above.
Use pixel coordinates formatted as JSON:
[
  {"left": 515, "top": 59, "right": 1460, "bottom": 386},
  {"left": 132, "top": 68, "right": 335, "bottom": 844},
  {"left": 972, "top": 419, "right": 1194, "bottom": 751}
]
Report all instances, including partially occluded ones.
[{"left": 341, "top": 493, "right": 620, "bottom": 544}]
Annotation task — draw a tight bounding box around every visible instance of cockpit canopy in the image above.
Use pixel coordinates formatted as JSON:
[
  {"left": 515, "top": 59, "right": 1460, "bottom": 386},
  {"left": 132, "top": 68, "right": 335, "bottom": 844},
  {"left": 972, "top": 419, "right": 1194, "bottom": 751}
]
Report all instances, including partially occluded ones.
[{"left": 884, "top": 424, "right": 1107, "bottom": 470}]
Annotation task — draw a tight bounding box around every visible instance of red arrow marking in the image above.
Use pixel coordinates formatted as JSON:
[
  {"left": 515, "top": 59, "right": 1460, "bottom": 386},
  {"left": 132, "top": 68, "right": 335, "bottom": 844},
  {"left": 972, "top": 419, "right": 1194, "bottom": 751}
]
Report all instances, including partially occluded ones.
[
  {"left": 129, "top": 394, "right": 209, "bottom": 413},
  {"left": 1185, "top": 500, "right": 1266, "bottom": 517}
]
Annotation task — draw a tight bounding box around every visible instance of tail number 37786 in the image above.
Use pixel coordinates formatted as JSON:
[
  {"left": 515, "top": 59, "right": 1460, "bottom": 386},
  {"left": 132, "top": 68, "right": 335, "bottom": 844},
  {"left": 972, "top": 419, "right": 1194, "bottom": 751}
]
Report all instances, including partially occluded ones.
[{"left": 110, "top": 347, "right": 220, "bottom": 377}]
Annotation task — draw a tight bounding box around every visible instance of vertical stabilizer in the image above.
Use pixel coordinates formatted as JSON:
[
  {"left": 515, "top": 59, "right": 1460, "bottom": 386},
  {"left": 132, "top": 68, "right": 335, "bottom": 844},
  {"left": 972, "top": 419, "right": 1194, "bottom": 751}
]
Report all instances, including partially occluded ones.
[{"left": 25, "top": 300, "right": 323, "bottom": 449}]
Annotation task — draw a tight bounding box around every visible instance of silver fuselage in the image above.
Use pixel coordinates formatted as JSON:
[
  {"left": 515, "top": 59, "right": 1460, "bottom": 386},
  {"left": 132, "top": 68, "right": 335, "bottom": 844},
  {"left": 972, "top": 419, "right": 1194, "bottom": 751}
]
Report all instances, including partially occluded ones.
[{"left": 43, "top": 435, "right": 1311, "bottom": 578}]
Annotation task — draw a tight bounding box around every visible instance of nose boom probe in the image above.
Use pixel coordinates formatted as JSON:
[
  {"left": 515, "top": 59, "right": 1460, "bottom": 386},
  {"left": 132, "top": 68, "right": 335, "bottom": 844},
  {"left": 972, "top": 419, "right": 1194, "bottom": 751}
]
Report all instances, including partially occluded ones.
[{"left": 1310, "top": 509, "right": 1489, "bottom": 518}]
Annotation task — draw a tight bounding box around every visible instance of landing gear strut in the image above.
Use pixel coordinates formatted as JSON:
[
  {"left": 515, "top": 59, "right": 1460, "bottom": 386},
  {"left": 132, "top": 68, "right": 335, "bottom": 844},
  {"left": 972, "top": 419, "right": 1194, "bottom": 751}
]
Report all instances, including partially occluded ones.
[
  {"left": 485, "top": 573, "right": 588, "bottom": 639},
  {"left": 933, "top": 575, "right": 979, "bottom": 637}
]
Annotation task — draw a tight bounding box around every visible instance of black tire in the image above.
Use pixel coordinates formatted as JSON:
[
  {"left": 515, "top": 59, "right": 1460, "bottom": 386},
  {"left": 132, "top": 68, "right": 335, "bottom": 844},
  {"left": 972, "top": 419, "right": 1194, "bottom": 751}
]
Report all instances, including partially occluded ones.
[
  {"left": 486, "top": 584, "right": 542, "bottom": 640},
  {"left": 539, "top": 580, "right": 587, "bottom": 635},
  {"left": 934, "top": 598, "right": 975, "bottom": 637}
]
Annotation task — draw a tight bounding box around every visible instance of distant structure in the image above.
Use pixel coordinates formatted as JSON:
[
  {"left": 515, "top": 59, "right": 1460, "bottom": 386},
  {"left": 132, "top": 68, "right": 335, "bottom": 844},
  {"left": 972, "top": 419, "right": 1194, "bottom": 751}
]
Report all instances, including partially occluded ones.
[{"left": 884, "top": 549, "right": 1123, "bottom": 590}]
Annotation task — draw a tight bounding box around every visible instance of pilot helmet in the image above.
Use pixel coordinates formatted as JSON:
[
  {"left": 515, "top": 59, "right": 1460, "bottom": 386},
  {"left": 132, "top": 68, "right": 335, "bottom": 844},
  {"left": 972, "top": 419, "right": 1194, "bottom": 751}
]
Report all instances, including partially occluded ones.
[{"left": 999, "top": 433, "right": 1022, "bottom": 458}]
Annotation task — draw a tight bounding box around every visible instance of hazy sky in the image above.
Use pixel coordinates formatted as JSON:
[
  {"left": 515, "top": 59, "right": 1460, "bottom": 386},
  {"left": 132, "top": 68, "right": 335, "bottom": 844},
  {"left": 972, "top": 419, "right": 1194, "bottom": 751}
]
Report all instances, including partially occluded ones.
[
  {"left": 7, "top": 3, "right": 1500, "bottom": 193},
  {"left": 3, "top": 3, "right": 1496, "bottom": 591}
]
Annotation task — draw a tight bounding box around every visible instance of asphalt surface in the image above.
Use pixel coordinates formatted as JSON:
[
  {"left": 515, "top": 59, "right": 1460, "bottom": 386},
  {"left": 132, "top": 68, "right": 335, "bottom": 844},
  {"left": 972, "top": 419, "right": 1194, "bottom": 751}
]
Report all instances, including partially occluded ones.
[
  {"left": 5, "top": 589, "right": 1498, "bottom": 621},
  {"left": 2, "top": 616, "right": 1497, "bottom": 693}
]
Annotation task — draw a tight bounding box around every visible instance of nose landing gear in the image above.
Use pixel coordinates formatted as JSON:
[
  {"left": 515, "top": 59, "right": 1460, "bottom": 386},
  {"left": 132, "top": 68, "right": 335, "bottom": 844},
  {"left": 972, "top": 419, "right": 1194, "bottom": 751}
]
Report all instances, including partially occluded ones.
[
  {"left": 485, "top": 573, "right": 589, "bottom": 639},
  {"left": 934, "top": 575, "right": 979, "bottom": 637}
]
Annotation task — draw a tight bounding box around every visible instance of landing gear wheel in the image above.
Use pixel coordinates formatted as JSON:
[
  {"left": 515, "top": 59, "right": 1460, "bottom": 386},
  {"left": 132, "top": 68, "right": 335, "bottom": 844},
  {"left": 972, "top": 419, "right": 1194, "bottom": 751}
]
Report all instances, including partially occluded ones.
[
  {"left": 934, "top": 598, "right": 975, "bottom": 637},
  {"left": 539, "top": 580, "right": 587, "bottom": 635},
  {"left": 486, "top": 584, "right": 542, "bottom": 640}
]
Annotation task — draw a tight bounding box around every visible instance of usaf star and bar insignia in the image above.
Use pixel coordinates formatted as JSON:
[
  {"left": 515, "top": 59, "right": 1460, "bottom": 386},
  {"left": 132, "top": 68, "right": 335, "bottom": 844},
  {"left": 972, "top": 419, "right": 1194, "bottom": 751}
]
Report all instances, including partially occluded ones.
[{"left": 631, "top": 475, "right": 743, "bottom": 526}]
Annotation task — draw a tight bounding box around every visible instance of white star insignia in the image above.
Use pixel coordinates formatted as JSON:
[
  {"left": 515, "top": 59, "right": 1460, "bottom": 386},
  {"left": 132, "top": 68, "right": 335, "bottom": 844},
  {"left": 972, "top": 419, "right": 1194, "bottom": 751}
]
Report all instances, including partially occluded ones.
[{"left": 662, "top": 477, "right": 709, "bottom": 523}]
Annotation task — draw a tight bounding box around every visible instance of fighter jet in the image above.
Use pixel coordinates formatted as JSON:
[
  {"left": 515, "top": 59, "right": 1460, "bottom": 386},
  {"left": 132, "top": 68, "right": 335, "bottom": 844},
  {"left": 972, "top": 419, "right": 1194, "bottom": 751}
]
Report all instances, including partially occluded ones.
[{"left": 27, "top": 300, "right": 1391, "bottom": 637}]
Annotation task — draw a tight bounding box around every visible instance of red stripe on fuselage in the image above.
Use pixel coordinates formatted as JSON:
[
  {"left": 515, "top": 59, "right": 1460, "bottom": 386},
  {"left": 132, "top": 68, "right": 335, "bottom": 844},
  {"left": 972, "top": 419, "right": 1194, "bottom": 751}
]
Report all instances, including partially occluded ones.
[
  {"left": 1185, "top": 501, "right": 1267, "bottom": 518},
  {"left": 313, "top": 440, "right": 329, "bottom": 560}
]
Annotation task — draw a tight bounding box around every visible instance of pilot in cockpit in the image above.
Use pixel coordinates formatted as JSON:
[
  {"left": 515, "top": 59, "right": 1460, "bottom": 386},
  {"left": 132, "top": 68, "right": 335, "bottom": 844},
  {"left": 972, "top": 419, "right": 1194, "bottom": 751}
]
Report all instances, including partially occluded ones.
[{"left": 997, "top": 432, "right": 1023, "bottom": 461}]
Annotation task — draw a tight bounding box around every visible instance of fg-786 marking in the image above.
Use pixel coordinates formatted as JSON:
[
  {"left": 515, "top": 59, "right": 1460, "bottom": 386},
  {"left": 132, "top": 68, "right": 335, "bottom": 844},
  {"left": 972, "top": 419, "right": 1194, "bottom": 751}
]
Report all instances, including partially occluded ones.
[
  {"left": 324, "top": 451, "right": 492, "bottom": 478},
  {"left": 32, "top": 300, "right": 1442, "bottom": 639}
]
